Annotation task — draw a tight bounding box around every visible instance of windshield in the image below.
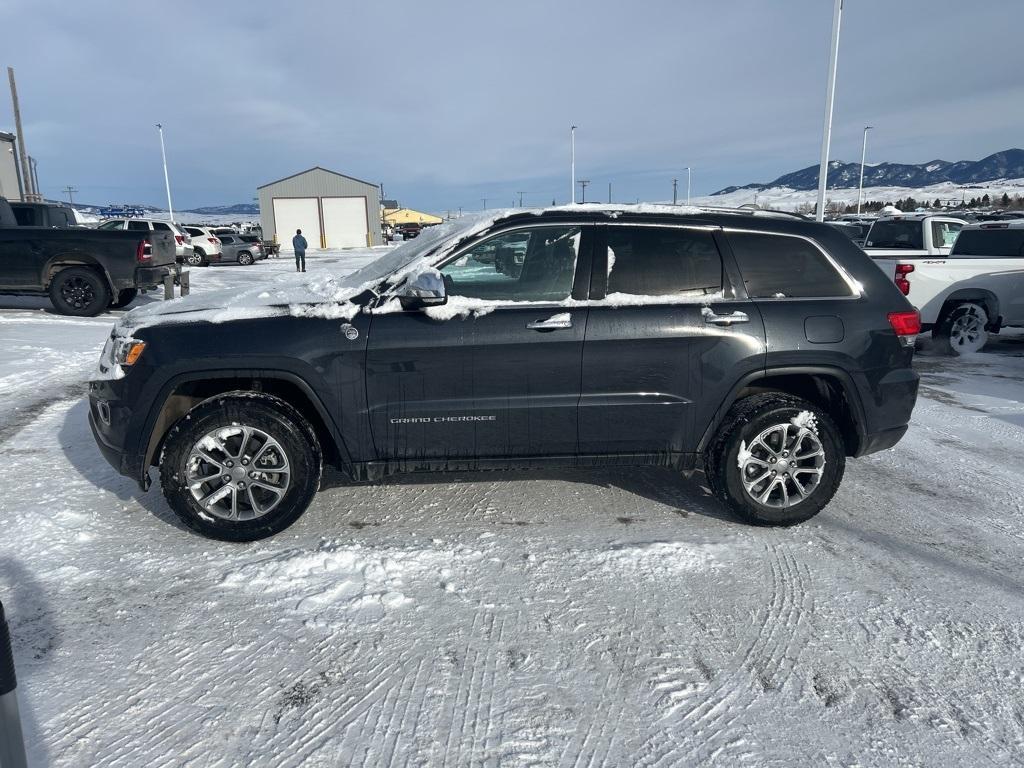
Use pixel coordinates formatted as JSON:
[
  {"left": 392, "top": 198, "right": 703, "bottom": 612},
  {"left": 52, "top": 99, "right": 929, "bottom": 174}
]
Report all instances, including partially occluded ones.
[
  {"left": 865, "top": 220, "right": 923, "bottom": 249},
  {"left": 338, "top": 212, "right": 496, "bottom": 289},
  {"left": 951, "top": 229, "right": 1024, "bottom": 257}
]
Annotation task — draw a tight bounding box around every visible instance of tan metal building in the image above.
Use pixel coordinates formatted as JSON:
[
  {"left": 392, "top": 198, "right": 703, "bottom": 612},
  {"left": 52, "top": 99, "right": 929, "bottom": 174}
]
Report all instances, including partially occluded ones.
[{"left": 257, "top": 166, "right": 382, "bottom": 250}]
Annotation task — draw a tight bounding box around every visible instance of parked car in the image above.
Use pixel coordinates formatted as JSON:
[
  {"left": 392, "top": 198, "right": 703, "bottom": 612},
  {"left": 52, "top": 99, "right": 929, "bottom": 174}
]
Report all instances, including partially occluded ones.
[
  {"left": 8, "top": 200, "right": 79, "bottom": 228},
  {"left": 827, "top": 221, "right": 870, "bottom": 247},
  {"left": 89, "top": 205, "right": 919, "bottom": 541},
  {"left": 238, "top": 234, "right": 268, "bottom": 259},
  {"left": 181, "top": 226, "right": 224, "bottom": 266},
  {"left": 214, "top": 233, "right": 262, "bottom": 265},
  {"left": 863, "top": 214, "right": 966, "bottom": 259},
  {"left": 873, "top": 220, "right": 1024, "bottom": 354},
  {"left": 0, "top": 196, "right": 179, "bottom": 315},
  {"left": 397, "top": 223, "right": 422, "bottom": 240},
  {"left": 98, "top": 218, "right": 195, "bottom": 264}
]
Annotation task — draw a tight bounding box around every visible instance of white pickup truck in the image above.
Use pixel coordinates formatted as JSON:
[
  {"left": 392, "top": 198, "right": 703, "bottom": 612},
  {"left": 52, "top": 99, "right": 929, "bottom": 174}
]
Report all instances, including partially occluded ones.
[
  {"left": 863, "top": 213, "right": 966, "bottom": 258},
  {"left": 869, "top": 219, "right": 1024, "bottom": 354}
]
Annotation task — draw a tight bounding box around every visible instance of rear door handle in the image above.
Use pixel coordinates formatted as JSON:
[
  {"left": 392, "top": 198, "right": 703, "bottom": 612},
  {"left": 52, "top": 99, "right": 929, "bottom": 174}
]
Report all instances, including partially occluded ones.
[
  {"left": 526, "top": 313, "right": 573, "bottom": 331},
  {"left": 702, "top": 308, "right": 750, "bottom": 326}
]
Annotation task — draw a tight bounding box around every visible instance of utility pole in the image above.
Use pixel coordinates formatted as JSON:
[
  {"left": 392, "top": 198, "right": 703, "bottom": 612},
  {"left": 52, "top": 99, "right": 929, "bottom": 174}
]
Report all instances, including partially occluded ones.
[
  {"left": 570, "top": 125, "right": 577, "bottom": 204},
  {"left": 672, "top": 178, "right": 678, "bottom": 205},
  {"left": 156, "top": 123, "right": 174, "bottom": 221},
  {"left": 62, "top": 185, "right": 78, "bottom": 204},
  {"left": 516, "top": 191, "right": 524, "bottom": 207},
  {"left": 481, "top": 197, "right": 487, "bottom": 210},
  {"left": 608, "top": 182, "right": 612, "bottom": 203},
  {"left": 7, "top": 66, "right": 36, "bottom": 201},
  {"left": 857, "top": 125, "right": 873, "bottom": 215},
  {"left": 685, "top": 166, "right": 691, "bottom": 205},
  {"left": 29, "top": 157, "right": 40, "bottom": 201},
  {"left": 815, "top": 0, "right": 843, "bottom": 222},
  {"left": 577, "top": 180, "right": 590, "bottom": 204}
]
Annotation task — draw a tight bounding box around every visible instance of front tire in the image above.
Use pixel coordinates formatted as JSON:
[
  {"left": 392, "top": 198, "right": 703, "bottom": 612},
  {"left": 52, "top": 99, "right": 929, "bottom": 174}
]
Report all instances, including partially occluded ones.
[
  {"left": 160, "top": 393, "right": 322, "bottom": 541},
  {"left": 48, "top": 267, "right": 111, "bottom": 316},
  {"left": 933, "top": 302, "right": 989, "bottom": 355},
  {"left": 704, "top": 393, "right": 845, "bottom": 526}
]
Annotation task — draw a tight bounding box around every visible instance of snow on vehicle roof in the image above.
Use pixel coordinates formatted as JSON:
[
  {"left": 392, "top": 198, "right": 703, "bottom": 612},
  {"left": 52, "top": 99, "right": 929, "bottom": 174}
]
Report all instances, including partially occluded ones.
[{"left": 113, "top": 203, "right": 802, "bottom": 337}]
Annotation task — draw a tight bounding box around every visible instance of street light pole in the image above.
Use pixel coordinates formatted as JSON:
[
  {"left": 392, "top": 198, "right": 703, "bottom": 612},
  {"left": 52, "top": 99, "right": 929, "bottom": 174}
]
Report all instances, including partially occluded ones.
[
  {"left": 156, "top": 123, "right": 174, "bottom": 221},
  {"left": 672, "top": 178, "right": 678, "bottom": 205},
  {"left": 685, "top": 166, "right": 691, "bottom": 205},
  {"left": 570, "top": 125, "right": 576, "bottom": 204},
  {"left": 815, "top": 0, "right": 843, "bottom": 222},
  {"left": 857, "top": 125, "right": 873, "bottom": 215}
]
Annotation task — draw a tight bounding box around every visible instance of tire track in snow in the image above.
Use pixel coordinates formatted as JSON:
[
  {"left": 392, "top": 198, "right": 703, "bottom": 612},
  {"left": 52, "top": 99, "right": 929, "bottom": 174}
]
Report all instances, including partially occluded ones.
[{"left": 634, "top": 538, "right": 812, "bottom": 767}]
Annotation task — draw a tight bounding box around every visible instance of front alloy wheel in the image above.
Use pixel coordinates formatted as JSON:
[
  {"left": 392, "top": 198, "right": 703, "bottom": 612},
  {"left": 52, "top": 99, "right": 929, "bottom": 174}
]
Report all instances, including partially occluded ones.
[
  {"left": 185, "top": 425, "right": 291, "bottom": 521},
  {"left": 160, "top": 393, "right": 322, "bottom": 541}
]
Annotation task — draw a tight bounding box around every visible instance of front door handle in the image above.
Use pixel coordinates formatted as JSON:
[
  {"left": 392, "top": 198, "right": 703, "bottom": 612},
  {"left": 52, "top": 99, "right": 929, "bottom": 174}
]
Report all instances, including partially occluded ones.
[
  {"left": 526, "top": 313, "right": 572, "bottom": 331},
  {"left": 702, "top": 308, "right": 750, "bottom": 326}
]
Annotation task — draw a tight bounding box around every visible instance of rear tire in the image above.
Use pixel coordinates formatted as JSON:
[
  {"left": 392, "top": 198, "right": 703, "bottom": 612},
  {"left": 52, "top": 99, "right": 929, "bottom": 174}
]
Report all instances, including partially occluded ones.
[
  {"left": 186, "top": 250, "right": 206, "bottom": 267},
  {"left": 704, "top": 393, "right": 845, "bottom": 526},
  {"left": 933, "top": 302, "right": 989, "bottom": 355},
  {"left": 160, "top": 393, "right": 322, "bottom": 541},
  {"left": 237, "top": 251, "right": 254, "bottom": 266},
  {"left": 109, "top": 287, "right": 139, "bottom": 308},
  {"left": 48, "top": 267, "right": 111, "bottom": 316}
]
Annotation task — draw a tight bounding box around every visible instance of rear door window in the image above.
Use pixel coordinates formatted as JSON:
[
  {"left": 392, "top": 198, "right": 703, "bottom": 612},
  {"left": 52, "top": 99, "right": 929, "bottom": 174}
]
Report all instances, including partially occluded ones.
[
  {"left": 152, "top": 222, "right": 172, "bottom": 232},
  {"left": 603, "top": 226, "right": 722, "bottom": 298},
  {"left": 728, "top": 232, "right": 853, "bottom": 298},
  {"left": 127, "top": 220, "right": 150, "bottom": 232},
  {"left": 98, "top": 220, "right": 125, "bottom": 230},
  {"left": 951, "top": 228, "right": 1024, "bottom": 258}
]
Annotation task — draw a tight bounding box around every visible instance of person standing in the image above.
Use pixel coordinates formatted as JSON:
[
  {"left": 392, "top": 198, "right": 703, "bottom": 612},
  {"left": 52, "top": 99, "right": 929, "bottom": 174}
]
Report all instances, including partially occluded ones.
[{"left": 292, "top": 229, "right": 308, "bottom": 272}]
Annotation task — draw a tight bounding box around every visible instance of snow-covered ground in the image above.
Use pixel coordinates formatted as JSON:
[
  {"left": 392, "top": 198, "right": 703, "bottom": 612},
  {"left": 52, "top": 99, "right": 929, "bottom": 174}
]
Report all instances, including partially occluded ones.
[
  {"left": 2, "top": 251, "right": 1024, "bottom": 766},
  {"left": 692, "top": 177, "right": 1024, "bottom": 211}
]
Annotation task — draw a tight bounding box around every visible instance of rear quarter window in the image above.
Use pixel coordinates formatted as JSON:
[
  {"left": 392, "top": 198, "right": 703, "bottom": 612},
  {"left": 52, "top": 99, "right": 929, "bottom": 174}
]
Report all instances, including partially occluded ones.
[{"left": 727, "top": 232, "right": 853, "bottom": 298}]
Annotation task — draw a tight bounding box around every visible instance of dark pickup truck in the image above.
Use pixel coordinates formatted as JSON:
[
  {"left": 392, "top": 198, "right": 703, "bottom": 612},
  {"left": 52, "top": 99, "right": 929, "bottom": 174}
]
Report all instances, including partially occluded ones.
[{"left": 0, "top": 196, "right": 180, "bottom": 315}]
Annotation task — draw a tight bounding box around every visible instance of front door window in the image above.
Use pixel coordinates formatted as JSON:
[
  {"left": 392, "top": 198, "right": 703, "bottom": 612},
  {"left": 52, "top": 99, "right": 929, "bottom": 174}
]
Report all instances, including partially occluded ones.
[{"left": 439, "top": 226, "right": 581, "bottom": 302}]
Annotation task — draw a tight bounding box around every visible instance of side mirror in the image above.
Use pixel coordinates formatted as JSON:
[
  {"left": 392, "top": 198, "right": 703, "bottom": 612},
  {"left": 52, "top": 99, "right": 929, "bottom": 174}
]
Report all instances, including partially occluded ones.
[{"left": 397, "top": 268, "right": 447, "bottom": 310}]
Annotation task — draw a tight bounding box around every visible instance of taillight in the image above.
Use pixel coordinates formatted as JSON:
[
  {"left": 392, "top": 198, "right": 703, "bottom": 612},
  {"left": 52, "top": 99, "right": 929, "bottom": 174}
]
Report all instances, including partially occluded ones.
[
  {"left": 136, "top": 239, "right": 152, "bottom": 263},
  {"left": 174, "top": 234, "right": 184, "bottom": 245},
  {"left": 888, "top": 310, "right": 921, "bottom": 347},
  {"left": 894, "top": 263, "right": 914, "bottom": 295},
  {"left": 208, "top": 237, "right": 218, "bottom": 244}
]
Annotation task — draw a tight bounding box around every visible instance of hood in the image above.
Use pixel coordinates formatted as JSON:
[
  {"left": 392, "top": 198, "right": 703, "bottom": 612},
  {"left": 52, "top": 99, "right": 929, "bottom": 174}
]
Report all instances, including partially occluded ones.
[{"left": 116, "top": 271, "right": 369, "bottom": 335}]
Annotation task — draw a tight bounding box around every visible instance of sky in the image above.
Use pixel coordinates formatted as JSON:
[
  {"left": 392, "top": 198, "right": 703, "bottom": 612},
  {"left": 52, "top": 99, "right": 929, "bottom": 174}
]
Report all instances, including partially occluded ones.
[{"left": 2, "top": 0, "right": 1023, "bottom": 212}]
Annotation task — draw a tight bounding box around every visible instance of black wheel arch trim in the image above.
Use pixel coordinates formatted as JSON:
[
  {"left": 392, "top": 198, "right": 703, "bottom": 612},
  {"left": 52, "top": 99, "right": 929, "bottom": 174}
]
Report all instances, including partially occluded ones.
[
  {"left": 132, "top": 367, "right": 354, "bottom": 488},
  {"left": 697, "top": 365, "right": 869, "bottom": 456},
  {"left": 43, "top": 255, "right": 116, "bottom": 294}
]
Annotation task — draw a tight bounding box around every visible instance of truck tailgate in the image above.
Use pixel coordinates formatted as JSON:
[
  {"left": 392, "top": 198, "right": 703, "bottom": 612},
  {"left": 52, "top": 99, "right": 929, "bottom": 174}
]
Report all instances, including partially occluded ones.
[{"left": 146, "top": 232, "right": 177, "bottom": 267}]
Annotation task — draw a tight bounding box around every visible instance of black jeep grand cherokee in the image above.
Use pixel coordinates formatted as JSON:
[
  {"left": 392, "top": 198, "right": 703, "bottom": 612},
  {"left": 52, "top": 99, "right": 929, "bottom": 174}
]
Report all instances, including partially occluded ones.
[{"left": 89, "top": 206, "right": 920, "bottom": 541}]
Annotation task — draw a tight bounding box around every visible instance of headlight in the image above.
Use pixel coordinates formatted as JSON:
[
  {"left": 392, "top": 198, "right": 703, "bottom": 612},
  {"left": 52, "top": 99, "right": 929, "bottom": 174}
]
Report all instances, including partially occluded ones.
[{"left": 113, "top": 337, "right": 147, "bottom": 367}]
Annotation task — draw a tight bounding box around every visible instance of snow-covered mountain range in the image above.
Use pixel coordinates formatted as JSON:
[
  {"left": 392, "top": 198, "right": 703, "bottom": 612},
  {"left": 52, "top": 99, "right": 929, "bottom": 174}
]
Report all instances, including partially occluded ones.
[{"left": 713, "top": 148, "right": 1024, "bottom": 196}]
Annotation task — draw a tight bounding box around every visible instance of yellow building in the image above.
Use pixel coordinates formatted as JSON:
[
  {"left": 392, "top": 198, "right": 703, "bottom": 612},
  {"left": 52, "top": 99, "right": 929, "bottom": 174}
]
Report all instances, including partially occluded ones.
[{"left": 383, "top": 208, "right": 443, "bottom": 226}]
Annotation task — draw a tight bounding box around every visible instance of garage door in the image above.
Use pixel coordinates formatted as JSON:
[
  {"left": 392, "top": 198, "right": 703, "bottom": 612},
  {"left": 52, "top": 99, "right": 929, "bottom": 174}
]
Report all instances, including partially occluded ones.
[
  {"left": 273, "top": 197, "right": 321, "bottom": 251},
  {"left": 322, "top": 197, "right": 368, "bottom": 248}
]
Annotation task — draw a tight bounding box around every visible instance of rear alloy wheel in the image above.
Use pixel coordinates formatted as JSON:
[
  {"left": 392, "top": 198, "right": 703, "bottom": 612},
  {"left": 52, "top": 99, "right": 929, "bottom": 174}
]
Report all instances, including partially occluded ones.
[
  {"left": 48, "top": 267, "right": 111, "bottom": 316},
  {"left": 705, "top": 393, "right": 845, "bottom": 526},
  {"left": 237, "top": 251, "right": 254, "bottom": 266},
  {"left": 160, "top": 393, "right": 322, "bottom": 541},
  {"left": 185, "top": 250, "right": 206, "bottom": 267},
  {"left": 934, "top": 302, "right": 989, "bottom": 355}
]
